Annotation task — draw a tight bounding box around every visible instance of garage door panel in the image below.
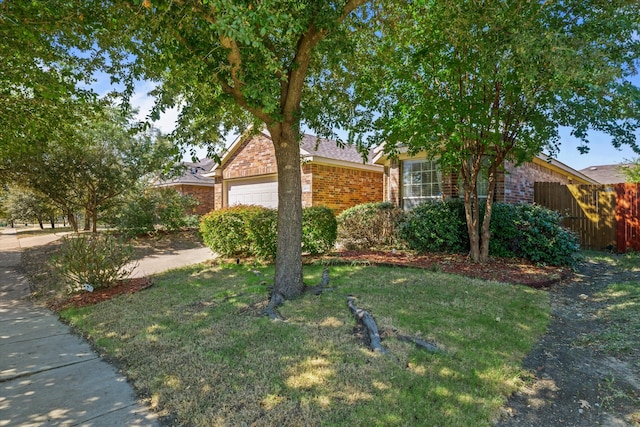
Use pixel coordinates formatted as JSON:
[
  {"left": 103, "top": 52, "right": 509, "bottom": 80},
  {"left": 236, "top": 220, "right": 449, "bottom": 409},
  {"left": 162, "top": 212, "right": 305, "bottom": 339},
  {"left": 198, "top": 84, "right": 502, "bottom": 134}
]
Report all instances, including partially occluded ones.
[{"left": 228, "top": 180, "right": 278, "bottom": 208}]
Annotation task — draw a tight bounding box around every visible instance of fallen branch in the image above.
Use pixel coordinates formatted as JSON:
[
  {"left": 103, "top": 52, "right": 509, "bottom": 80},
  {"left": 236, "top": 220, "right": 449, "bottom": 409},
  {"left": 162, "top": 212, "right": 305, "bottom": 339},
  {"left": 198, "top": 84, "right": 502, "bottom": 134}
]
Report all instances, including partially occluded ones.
[
  {"left": 347, "top": 296, "right": 390, "bottom": 356},
  {"left": 394, "top": 333, "right": 442, "bottom": 354}
]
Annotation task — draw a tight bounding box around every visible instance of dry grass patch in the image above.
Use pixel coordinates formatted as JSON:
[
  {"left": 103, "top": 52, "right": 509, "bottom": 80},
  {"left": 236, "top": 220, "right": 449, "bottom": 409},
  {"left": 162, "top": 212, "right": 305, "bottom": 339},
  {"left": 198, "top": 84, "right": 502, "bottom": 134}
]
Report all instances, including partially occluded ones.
[{"left": 61, "top": 262, "right": 549, "bottom": 426}]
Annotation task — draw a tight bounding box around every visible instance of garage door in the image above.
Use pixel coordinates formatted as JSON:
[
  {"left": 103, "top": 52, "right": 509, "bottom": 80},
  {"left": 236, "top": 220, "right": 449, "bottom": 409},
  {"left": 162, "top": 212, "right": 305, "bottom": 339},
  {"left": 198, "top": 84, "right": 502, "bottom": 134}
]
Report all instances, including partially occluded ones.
[{"left": 228, "top": 179, "right": 278, "bottom": 208}]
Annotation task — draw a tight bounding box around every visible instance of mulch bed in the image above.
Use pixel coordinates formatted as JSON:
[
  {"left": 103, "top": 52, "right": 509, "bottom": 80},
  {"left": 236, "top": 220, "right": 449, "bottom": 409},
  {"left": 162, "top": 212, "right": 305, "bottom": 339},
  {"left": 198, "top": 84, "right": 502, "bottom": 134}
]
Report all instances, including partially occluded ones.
[
  {"left": 315, "top": 250, "right": 572, "bottom": 288},
  {"left": 48, "top": 277, "right": 154, "bottom": 311}
]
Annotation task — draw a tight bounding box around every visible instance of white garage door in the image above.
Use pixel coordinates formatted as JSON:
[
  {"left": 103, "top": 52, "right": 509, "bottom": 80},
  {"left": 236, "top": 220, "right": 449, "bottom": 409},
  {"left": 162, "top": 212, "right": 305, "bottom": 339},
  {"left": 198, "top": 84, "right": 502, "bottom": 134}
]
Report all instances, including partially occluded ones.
[{"left": 228, "top": 179, "right": 278, "bottom": 208}]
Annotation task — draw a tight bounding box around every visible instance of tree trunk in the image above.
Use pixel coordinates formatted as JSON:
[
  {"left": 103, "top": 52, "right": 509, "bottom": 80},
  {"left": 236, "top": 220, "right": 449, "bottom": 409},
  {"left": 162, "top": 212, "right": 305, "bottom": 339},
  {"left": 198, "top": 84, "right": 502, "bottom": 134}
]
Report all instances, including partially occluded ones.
[
  {"left": 38, "top": 219, "right": 44, "bottom": 229},
  {"left": 270, "top": 124, "right": 305, "bottom": 299},
  {"left": 83, "top": 208, "right": 90, "bottom": 231},
  {"left": 67, "top": 211, "right": 78, "bottom": 232},
  {"left": 92, "top": 209, "right": 98, "bottom": 233}
]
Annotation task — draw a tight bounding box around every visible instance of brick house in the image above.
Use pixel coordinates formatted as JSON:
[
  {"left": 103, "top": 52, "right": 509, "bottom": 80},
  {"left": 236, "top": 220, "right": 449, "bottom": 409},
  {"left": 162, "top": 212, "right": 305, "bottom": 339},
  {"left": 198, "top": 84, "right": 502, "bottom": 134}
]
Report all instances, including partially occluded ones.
[
  {"left": 206, "top": 129, "right": 383, "bottom": 213},
  {"left": 154, "top": 158, "right": 216, "bottom": 215},
  {"left": 372, "top": 147, "right": 597, "bottom": 209}
]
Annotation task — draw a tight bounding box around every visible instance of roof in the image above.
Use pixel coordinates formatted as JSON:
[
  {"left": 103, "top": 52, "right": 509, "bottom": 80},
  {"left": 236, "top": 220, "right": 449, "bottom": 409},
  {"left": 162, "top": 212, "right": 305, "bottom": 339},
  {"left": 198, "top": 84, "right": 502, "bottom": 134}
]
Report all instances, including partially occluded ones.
[
  {"left": 207, "top": 128, "right": 382, "bottom": 176},
  {"left": 579, "top": 164, "right": 631, "bottom": 184},
  {"left": 155, "top": 158, "right": 216, "bottom": 187},
  {"left": 299, "top": 134, "right": 375, "bottom": 165}
]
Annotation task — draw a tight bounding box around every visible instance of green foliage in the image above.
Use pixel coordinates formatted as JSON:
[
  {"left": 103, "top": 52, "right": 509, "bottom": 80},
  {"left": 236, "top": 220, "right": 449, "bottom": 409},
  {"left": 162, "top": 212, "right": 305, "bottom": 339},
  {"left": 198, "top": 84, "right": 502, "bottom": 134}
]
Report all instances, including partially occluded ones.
[
  {"left": 337, "top": 201, "right": 404, "bottom": 249},
  {"left": 116, "top": 188, "right": 199, "bottom": 237},
  {"left": 302, "top": 206, "right": 337, "bottom": 254},
  {"left": 200, "top": 205, "right": 337, "bottom": 259},
  {"left": 399, "top": 200, "right": 469, "bottom": 253},
  {"left": 619, "top": 158, "right": 640, "bottom": 183},
  {"left": 200, "top": 206, "right": 265, "bottom": 257},
  {"left": 489, "top": 203, "right": 580, "bottom": 266},
  {"left": 247, "top": 208, "right": 278, "bottom": 261},
  {"left": 52, "top": 234, "right": 135, "bottom": 291}
]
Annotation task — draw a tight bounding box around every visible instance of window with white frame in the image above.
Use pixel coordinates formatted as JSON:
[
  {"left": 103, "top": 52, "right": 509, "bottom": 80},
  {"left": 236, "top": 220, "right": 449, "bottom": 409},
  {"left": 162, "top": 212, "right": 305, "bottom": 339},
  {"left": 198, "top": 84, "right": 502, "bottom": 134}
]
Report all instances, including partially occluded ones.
[{"left": 401, "top": 159, "right": 442, "bottom": 209}]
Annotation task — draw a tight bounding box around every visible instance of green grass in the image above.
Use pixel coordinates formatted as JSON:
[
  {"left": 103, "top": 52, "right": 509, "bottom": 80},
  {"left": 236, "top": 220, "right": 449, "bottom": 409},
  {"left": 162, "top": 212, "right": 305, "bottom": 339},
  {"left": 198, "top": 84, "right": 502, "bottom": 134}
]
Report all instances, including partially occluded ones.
[
  {"left": 61, "top": 263, "right": 549, "bottom": 426},
  {"left": 15, "top": 226, "right": 73, "bottom": 238}
]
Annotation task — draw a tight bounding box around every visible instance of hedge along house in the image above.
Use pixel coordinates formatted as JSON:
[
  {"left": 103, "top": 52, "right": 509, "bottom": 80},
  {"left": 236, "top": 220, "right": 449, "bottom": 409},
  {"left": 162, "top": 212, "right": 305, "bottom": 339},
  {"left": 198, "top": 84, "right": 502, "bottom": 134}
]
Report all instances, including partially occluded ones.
[
  {"left": 153, "top": 158, "right": 216, "bottom": 215},
  {"left": 372, "top": 145, "right": 597, "bottom": 209},
  {"left": 205, "top": 129, "right": 383, "bottom": 213}
]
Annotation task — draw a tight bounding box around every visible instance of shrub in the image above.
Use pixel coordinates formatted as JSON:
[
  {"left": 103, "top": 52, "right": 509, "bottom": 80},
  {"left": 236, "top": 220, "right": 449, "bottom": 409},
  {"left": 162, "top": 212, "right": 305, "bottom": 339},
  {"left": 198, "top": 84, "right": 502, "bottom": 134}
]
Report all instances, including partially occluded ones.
[
  {"left": 155, "top": 188, "right": 199, "bottom": 231},
  {"left": 489, "top": 203, "right": 579, "bottom": 266},
  {"left": 115, "top": 188, "right": 199, "bottom": 237},
  {"left": 200, "top": 205, "right": 337, "bottom": 259},
  {"left": 337, "top": 202, "right": 405, "bottom": 249},
  {"left": 247, "top": 208, "right": 278, "bottom": 260},
  {"left": 399, "top": 199, "right": 469, "bottom": 253},
  {"left": 200, "top": 205, "right": 264, "bottom": 257},
  {"left": 52, "top": 234, "right": 136, "bottom": 291},
  {"left": 302, "top": 206, "right": 337, "bottom": 254}
]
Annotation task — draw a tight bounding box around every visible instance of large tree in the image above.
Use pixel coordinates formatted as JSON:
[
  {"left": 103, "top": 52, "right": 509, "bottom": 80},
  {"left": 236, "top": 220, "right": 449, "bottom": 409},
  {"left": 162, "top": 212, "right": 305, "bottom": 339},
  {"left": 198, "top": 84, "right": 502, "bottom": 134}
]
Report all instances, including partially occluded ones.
[
  {"left": 366, "top": 0, "right": 640, "bottom": 262},
  {"left": 88, "top": 0, "right": 371, "bottom": 301}
]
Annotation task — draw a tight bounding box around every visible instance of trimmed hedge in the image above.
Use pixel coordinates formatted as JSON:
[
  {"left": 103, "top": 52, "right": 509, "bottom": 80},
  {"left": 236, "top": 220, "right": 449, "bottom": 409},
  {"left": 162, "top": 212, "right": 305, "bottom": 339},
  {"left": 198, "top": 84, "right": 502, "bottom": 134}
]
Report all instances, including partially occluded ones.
[
  {"left": 303, "top": 206, "right": 338, "bottom": 254},
  {"left": 337, "top": 202, "right": 404, "bottom": 249},
  {"left": 200, "top": 205, "right": 337, "bottom": 260}
]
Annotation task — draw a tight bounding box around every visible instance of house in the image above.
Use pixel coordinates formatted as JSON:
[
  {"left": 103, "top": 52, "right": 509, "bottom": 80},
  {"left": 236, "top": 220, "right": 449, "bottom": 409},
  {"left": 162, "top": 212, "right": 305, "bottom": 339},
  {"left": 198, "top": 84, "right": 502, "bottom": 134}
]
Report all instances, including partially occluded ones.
[
  {"left": 372, "top": 146, "right": 597, "bottom": 209},
  {"left": 579, "top": 164, "right": 631, "bottom": 184},
  {"left": 206, "top": 129, "right": 383, "bottom": 213},
  {"left": 154, "top": 158, "right": 216, "bottom": 215}
]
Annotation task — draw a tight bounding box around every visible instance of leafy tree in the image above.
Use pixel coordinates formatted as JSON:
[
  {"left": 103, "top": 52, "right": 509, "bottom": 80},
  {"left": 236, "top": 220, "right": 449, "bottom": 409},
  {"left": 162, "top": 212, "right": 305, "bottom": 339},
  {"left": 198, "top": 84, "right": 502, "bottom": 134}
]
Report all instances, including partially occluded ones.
[
  {"left": 59, "top": 0, "right": 372, "bottom": 302},
  {"left": 366, "top": 0, "right": 640, "bottom": 262},
  {"left": 620, "top": 158, "right": 640, "bottom": 183},
  {"left": 2, "top": 187, "right": 58, "bottom": 228},
  {"left": 4, "top": 108, "right": 175, "bottom": 232}
]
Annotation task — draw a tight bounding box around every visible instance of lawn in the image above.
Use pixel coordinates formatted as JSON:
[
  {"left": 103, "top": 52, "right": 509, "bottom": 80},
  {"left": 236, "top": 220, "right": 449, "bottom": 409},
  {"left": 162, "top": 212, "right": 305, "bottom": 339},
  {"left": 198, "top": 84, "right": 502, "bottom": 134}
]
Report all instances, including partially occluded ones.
[{"left": 61, "top": 262, "right": 549, "bottom": 426}]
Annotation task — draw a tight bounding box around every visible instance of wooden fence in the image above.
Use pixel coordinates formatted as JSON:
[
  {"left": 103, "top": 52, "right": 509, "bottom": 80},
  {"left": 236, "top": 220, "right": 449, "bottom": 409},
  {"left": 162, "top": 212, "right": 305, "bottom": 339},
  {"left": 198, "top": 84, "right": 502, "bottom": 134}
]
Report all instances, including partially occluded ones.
[{"left": 534, "top": 182, "right": 640, "bottom": 252}]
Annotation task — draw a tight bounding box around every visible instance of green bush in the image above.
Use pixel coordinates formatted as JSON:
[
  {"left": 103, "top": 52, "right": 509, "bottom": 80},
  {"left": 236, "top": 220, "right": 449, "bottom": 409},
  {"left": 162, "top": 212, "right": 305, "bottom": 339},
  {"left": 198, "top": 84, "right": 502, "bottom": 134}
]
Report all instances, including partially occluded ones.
[
  {"left": 337, "top": 202, "right": 404, "bottom": 249},
  {"left": 115, "top": 188, "right": 199, "bottom": 237},
  {"left": 247, "top": 208, "right": 278, "bottom": 260},
  {"left": 302, "top": 206, "right": 337, "bottom": 254},
  {"left": 155, "top": 188, "right": 199, "bottom": 231},
  {"left": 200, "top": 205, "right": 264, "bottom": 257},
  {"left": 399, "top": 199, "right": 469, "bottom": 253},
  {"left": 52, "top": 234, "right": 135, "bottom": 291},
  {"left": 489, "top": 203, "right": 579, "bottom": 266},
  {"left": 200, "top": 205, "right": 337, "bottom": 259}
]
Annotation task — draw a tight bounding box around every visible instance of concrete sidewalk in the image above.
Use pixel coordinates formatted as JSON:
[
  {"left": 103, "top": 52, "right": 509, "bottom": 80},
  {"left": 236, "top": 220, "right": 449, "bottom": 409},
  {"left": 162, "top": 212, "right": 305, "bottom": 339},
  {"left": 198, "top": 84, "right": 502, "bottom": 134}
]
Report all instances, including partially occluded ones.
[{"left": 0, "top": 229, "right": 213, "bottom": 426}]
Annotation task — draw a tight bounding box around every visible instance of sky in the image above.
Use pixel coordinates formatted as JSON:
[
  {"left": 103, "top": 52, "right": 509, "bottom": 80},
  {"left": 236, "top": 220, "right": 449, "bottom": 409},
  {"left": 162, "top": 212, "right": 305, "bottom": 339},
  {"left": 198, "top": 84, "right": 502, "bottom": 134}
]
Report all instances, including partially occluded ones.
[{"left": 128, "top": 79, "right": 640, "bottom": 172}]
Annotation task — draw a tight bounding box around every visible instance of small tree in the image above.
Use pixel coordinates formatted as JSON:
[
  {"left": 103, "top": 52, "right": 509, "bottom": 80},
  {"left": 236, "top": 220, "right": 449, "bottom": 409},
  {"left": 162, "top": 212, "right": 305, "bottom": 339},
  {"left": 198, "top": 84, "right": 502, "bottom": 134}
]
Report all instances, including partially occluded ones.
[{"left": 365, "top": 0, "right": 640, "bottom": 262}]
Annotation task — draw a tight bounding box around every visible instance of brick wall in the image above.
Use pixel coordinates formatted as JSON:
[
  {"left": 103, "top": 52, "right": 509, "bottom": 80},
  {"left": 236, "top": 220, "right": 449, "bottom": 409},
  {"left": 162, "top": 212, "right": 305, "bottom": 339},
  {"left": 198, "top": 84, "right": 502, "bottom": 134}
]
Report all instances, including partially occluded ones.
[
  {"left": 384, "top": 160, "right": 401, "bottom": 206},
  {"left": 223, "top": 134, "right": 277, "bottom": 179},
  {"left": 213, "top": 178, "right": 223, "bottom": 210},
  {"left": 503, "top": 160, "right": 570, "bottom": 203},
  {"left": 175, "top": 184, "right": 215, "bottom": 215},
  {"left": 308, "top": 164, "right": 383, "bottom": 213},
  {"left": 301, "top": 165, "right": 313, "bottom": 208}
]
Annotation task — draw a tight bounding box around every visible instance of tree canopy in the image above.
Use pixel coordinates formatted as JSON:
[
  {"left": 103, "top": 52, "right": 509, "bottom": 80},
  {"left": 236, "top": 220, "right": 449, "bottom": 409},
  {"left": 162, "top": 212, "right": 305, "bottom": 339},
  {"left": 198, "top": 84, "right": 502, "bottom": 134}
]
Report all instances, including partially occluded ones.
[{"left": 364, "top": 0, "right": 640, "bottom": 262}]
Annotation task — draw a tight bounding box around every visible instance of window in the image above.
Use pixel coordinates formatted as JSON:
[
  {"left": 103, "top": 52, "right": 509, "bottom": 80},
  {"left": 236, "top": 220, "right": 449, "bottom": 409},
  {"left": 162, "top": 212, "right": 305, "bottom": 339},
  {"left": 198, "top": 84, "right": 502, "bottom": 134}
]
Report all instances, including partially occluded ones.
[{"left": 402, "top": 159, "right": 442, "bottom": 209}]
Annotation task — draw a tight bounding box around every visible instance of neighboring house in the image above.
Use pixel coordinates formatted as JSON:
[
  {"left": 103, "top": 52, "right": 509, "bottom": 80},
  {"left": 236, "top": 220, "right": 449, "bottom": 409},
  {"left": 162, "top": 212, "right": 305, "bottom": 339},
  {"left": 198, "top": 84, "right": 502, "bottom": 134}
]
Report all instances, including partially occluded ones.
[
  {"left": 372, "top": 147, "right": 597, "bottom": 209},
  {"left": 206, "top": 129, "right": 383, "bottom": 213},
  {"left": 154, "top": 158, "right": 216, "bottom": 215},
  {"left": 579, "top": 164, "right": 631, "bottom": 184}
]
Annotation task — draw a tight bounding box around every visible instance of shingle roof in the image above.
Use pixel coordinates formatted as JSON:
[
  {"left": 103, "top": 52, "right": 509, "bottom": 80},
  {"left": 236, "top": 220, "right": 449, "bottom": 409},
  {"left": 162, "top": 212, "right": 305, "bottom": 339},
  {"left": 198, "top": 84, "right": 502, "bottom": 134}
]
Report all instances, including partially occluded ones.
[
  {"left": 157, "top": 158, "right": 216, "bottom": 187},
  {"left": 579, "top": 164, "right": 630, "bottom": 184},
  {"left": 299, "top": 134, "right": 375, "bottom": 165}
]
